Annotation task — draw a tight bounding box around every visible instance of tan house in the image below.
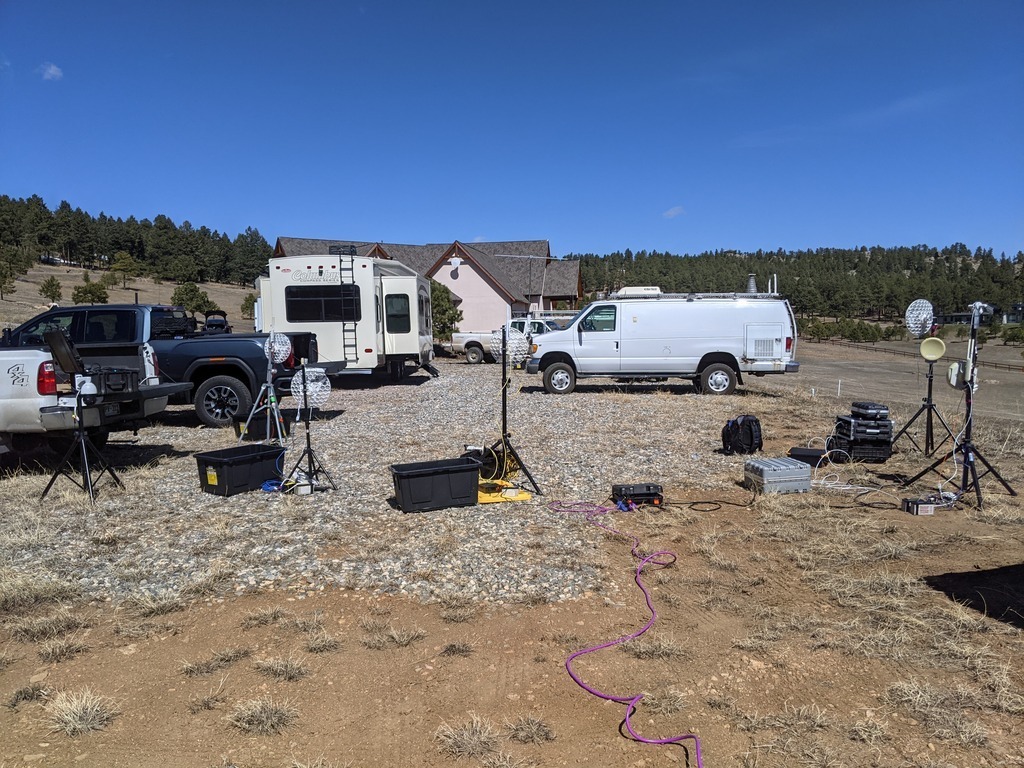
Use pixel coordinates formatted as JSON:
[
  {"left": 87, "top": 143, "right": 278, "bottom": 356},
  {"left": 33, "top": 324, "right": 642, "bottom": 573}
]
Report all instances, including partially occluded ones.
[{"left": 273, "top": 237, "right": 582, "bottom": 333}]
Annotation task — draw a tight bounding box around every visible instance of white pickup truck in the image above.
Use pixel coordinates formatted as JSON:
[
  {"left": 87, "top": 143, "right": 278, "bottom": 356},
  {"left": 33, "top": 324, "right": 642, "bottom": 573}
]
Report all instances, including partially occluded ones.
[
  {"left": 0, "top": 341, "right": 189, "bottom": 456},
  {"left": 451, "top": 318, "right": 562, "bottom": 364}
]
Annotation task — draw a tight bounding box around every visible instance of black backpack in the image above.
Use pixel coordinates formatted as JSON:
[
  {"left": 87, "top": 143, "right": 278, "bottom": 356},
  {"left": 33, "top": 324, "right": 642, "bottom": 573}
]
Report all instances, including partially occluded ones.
[{"left": 722, "top": 415, "right": 763, "bottom": 455}]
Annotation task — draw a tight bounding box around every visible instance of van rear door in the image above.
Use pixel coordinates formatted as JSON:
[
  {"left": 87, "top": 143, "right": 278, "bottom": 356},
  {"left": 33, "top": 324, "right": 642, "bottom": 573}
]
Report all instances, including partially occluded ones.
[
  {"left": 744, "top": 323, "right": 784, "bottom": 360},
  {"left": 574, "top": 304, "right": 620, "bottom": 373}
]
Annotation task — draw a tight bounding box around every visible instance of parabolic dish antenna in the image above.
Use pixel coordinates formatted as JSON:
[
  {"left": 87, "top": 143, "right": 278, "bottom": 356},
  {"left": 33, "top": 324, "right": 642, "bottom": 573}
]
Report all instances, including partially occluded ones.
[
  {"left": 492, "top": 328, "right": 531, "bottom": 366},
  {"left": 920, "top": 336, "right": 946, "bottom": 362},
  {"left": 290, "top": 367, "right": 331, "bottom": 409},
  {"left": 905, "top": 299, "right": 934, "bottom": 339},
  {"left": 264, "top": 331, "right": 292, "bottom": 364}
]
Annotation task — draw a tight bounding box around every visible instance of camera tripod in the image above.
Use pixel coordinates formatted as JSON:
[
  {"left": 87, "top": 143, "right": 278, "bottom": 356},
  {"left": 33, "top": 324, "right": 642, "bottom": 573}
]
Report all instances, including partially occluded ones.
[
  {"left": 285, "top": 366, "right": 336, "bottom": 492},
  {"left": 41, "top": 393, "right": 123, "bottom": 503},
  {"left": 892, "top": 359, "right": 957, "bottom": 456}
]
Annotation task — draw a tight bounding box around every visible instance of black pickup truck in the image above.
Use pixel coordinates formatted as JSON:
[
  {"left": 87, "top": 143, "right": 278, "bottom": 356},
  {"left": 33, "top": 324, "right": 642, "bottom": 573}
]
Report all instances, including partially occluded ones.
[{"left": 1, "top": 305, "right": 316, "bottom": 427}]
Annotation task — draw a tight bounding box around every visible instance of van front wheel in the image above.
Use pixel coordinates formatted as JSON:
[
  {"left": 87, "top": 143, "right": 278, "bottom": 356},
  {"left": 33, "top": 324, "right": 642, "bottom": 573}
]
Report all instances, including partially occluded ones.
[
  {"left": 544, "top": 363, "right": 576, "bottom": 394},
  {"left": 700, "top": 364, "right": 736, "bottom": 395}
]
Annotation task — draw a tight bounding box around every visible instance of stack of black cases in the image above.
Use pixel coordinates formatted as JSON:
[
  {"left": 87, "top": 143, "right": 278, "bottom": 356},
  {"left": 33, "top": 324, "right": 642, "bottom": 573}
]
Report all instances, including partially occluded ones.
[{"left": 827, "top": 402, "right": 893, "bottom": 463}]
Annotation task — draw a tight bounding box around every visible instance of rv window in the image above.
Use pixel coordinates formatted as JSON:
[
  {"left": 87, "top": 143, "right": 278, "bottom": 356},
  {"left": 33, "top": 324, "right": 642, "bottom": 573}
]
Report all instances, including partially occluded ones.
[
  {"left": 385, "top": 294, "right": 411, "bottom": 334},
  {"left": 580, "top": 306, "right": 616, "bottom": 332},
  {"left": 285, "top": 285, "right": 362, "bottom": 323}
]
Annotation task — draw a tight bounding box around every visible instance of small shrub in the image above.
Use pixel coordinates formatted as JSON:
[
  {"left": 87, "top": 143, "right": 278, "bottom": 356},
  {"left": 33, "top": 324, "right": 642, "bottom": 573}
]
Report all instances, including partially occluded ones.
[
  {"left": 47, "top": 689, "right": 120, "bottom": 736},
  {"left": 505, "top": 714, "right": 555, "bottom": 743},
  {"left": 440, "top": 642, "right": 473, "bottom": 658},
  {"left": 8, "top": 682, "right": 49, "bottom": 708},
  {"left": 305, "top": 631, "right": 341, "bottom": 654},
  {"left": 38, "top": 638, "right": 89, "bottom": 663},
  {"left": 620, "top": 635, "right": 688, "bottom": 660},
  {"left": 123, "top": 591, "right": 183, "bottom": 618},
  {"left": 240, "top": 607, "right": 290, "bottom": 629},
  {"left": 434, "top": 713, "right": 500, "bottom": 759},
  {"left": 228, "top": 696, "right": 298, "bottom": 735},
  {"left": 7, "top": 607, "right": 87, "bottom": 642},
  {"left": 255, "top": 656, "right": 308, "bottom": 682}
]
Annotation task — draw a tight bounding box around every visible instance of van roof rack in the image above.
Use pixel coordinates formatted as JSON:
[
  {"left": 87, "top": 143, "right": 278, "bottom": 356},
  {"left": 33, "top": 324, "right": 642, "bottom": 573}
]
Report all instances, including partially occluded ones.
[{"left": 608, "top": 289, "right": 780, "bottom": 301}]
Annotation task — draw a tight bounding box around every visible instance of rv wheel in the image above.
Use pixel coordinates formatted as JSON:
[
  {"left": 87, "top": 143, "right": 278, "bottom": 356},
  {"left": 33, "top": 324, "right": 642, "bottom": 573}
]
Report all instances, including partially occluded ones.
[
  {"left": 465, "top": 346, "right": 485, "bottom": 364},
  {"left": 543, "top": 362, "right": 576, "bottom": 394},
  {"left": 699, "top": 363, "right": 737, "bottom": 395}
]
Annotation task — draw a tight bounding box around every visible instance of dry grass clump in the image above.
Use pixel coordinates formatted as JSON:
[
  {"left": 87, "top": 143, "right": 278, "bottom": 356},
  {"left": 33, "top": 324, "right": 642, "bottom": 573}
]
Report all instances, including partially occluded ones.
[
  {"left": 8, "top": 682, "right": 49, "bottom": 708},
  {"left": 848, "top": 718, "right": 888, "bottom": 745},
  {"left": 440, "top": 642, "right": 473, "bottom": 658},
  {"left": 291, "top": 758, "right": 351, "bottom": 768},
  {"left": 240, "top": 606, "right": 291, "bottom": 629},
  {"left": 228, "top": 696, "right": 298, "bottom": 735},
  {"left": 113, "top": 619, "right": 176, "bottom": 639},
  {"left": 7, "top": 606, "right": 87, "bottom": 641},
  {"left": 38, "top": 637, "right": 89, "bottom": 663},
  {"left": 434, "top": 713, "right": 500, "bottom": 759},
  {"left": 293, "top": 609, "right": 325, "bottom": 633},
  {"left": 46, "top": 688, "right": 120, "bottom": 736},
  {"left": 180, "top": 568, "right": 235, "bottom": 598},
  {"left": 181, "top": 646, "right": 253, "bottom": 677},
  {"left": 620, "top": 635, "right": 688, "bottom": 660},
  {"left": 885, "top": 679, "right": 988, "bottom": 746},
  {"left": 505, "top": 714, "right": 555, "bottom": 743},
  {"left": 123, "top": 590, "right": 183, "bottom": 618},
  {"left": 254, "top": 655, "right": 308, "bottom": 682},
  {"left": 304, "top": 630, "right": 341, "bottom": 654},
  {"left": 360, "top": 621, "right": 426, "bottom": 650},
  {"left": 0, "top": 649, "right": 17, "bottom": 670},
  {"left": 438, "top": 593, "right": 476, "bottom": 623},
  {"left": 482, "top": 753, "right": 531, "bottom": 768},
  {"left": 187, "top": 677, "right": 227, "bottom": 714},
  {"left": 642, "top": 688, "right": 688, "bottom": 715},
  {"left": 0, "top": 569, "right": 80, "bottom": 614}
]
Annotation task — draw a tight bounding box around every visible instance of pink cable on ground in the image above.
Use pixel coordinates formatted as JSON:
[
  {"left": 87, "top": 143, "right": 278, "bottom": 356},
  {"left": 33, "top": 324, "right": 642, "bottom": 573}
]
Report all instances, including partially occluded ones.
[{"left": 550, "top": 500, "right": 704, "bottom": 768}]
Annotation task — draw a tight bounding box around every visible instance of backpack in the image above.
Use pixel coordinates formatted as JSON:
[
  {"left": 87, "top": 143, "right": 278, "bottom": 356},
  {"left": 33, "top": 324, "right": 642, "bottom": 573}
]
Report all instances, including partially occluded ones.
[{"left": 722, "top": 415, "right": 763, "bottom": 455}]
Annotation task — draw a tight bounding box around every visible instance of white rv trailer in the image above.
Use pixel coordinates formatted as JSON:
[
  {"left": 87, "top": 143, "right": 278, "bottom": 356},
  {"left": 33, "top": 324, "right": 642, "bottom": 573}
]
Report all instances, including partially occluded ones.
[
  {"left": 526, "top": 286, "right": 799, "bottom": 394},
  {"left": 255, "top": 254, "right": 433, "bottom": 377}
]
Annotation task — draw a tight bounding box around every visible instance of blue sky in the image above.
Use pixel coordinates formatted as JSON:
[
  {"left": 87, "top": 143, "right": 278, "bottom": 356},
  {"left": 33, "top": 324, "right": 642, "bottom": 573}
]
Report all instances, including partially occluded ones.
[{"left": 1, "top": 1, "right": 1022, "bottom": 258}]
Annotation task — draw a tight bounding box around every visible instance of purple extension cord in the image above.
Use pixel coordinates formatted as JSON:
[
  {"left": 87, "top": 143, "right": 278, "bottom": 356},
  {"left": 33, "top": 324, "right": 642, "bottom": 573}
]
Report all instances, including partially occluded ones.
[{"left": 550, "top": 500, "right": 704, "bottom": 768}]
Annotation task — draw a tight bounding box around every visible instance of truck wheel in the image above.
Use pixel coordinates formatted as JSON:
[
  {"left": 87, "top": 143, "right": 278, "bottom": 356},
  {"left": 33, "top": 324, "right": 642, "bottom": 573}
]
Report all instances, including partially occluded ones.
[
  {"left": 465, "top": 346, "right": 485, "bottom": 365},
  {"left": 195, "top": 375, "right": 253, "bottom": 427},
  {"left": 700, "top": 363, "right": 737, "bottom": 395},
  {"left": 543, "top": 362, "right": 576, "bottom": 394}
]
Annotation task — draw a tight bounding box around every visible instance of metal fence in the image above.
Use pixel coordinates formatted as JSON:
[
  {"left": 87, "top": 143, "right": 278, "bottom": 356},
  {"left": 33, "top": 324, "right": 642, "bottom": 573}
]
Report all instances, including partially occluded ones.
[{"left": 811, "top": 339, "right": 1024, "bottom": 374}]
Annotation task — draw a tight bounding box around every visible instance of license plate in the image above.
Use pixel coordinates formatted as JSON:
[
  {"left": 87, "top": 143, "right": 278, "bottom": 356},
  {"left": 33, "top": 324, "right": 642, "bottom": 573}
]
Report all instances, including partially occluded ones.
[{"left": 102, "top": 403, "right": 121, "bottom": 417}]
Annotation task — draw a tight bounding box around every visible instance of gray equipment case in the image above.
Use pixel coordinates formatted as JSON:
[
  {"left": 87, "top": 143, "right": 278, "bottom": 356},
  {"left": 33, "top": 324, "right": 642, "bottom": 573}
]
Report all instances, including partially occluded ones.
[{"left": 743, "top": 457, "right": 812, "bottom": 494}]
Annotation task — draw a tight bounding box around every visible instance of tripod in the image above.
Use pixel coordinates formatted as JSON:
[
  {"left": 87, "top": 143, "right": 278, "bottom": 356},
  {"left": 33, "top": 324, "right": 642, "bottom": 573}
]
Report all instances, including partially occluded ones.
[
  {"left": 41, "top": 392, "right": 123, "bottom": 503},
  {"left": 240, "top": 361, "right": 288, "bottom": 445},
  {"left": 285, "top": 366, "right": 336, "bottom": 492},
  {"left": 904, "top": 305, "right": 1016, "bottom": 507},
  {"left": 892, "top": 359, "right": 957, "bottom": 456},
  {"left": 488, "top": 326, "right": 541, "bottom": 495}
]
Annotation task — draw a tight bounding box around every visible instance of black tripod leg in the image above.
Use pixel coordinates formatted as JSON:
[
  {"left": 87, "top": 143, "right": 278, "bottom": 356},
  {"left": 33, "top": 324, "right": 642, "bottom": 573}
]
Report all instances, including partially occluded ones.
[
  {"left": 500, "top": 438, "right": 542, "bottom": 495},
  {"left": 966, "top": 446, "right": 1018, "bottom": 497},
  {"left": 902, "top": 447, "right": 955, "bottom": 487},
  {"left": 41, "top": 436, "right": 84, "bottom": 500},
  {"left": 927, "top": 407, "right": 959, "bottom": 457},
  {"left": 892, "top": 405, "right": 927, "bottom": 452}
]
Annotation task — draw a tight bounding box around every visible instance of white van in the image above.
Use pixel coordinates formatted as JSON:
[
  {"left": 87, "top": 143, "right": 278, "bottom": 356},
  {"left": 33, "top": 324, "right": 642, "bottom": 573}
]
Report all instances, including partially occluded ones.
[{"left": 525, "top": 287, "right": 799, "bottom": 394}]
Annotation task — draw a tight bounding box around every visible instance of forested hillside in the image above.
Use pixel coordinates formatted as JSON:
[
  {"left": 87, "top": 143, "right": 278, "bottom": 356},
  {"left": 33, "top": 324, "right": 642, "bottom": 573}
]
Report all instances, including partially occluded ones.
[
  {"left": 567, "top": 245, "right": 1023, "bottom": 320},
  {"left": 0, "top": 195, "right": 272, "bottom": 292}
]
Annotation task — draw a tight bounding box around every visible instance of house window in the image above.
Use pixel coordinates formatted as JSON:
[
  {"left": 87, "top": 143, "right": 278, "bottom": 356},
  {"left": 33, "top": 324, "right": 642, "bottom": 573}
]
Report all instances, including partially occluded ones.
[
  {"left": 285, "top": 285, "right": 361, "bottom": 323},
  {"left": 385, "top": 294, "right": 411, "bottom": 334}
]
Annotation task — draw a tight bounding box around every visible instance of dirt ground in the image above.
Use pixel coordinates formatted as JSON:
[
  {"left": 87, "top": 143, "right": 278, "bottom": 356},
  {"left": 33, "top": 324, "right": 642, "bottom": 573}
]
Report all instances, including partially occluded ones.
[{"left": 1, "top": 279, "right": 1023, "bottom": 768}]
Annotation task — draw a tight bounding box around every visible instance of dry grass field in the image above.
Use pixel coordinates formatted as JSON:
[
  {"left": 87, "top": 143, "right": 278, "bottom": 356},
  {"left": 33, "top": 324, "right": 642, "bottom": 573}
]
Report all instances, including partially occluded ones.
[{"left": 1, "top": 272, "right": 1023, "bottom": 768}]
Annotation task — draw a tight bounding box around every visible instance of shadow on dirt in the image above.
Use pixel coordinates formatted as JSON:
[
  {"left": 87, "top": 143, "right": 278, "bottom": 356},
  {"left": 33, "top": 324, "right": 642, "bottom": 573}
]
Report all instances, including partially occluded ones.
[{"left": 925, "top": 562, "right": 1024, "bottom": 629}]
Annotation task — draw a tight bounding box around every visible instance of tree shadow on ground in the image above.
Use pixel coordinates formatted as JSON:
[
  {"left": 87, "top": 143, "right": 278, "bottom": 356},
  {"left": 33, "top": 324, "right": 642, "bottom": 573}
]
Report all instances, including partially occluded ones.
[{"left": 925, "top": 562, "right": 1024, "bottom": 629}]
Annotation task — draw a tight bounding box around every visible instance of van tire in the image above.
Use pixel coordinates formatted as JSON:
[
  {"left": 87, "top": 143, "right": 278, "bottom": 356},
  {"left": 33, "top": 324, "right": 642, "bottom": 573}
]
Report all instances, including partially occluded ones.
[
  {"left": 700, "top": 363, "right": 737, "bottom": 395},
  {"left": 465, "top": 346, "right": 485, "bottom": 365},
  {"left": 195, "top": 375, "right": 253, "bottom": 427},
  {"left": 544, "top": 363, "right": 576, "bottom": 394}
]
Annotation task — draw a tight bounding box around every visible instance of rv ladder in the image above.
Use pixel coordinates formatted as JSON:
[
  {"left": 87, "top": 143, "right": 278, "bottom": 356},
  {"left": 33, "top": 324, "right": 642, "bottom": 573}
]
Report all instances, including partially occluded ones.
[{"left": 339, "top": 257, "right": 360, "bottom": 364}]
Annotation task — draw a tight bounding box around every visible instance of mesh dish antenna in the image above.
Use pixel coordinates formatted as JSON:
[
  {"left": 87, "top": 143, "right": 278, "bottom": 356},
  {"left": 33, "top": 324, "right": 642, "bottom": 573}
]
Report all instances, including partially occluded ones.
[
  {"left": 492, "top": 328, "right": 531, "bottom": 366},
  {"left": 290, "top": 367, "right": 331, "bottom": 409},
  {"left": 264, "top": 331, "right": 292, "bottom": 364},
  {"left": 905, "top": 299, "right": 934, "bottom": 338}
]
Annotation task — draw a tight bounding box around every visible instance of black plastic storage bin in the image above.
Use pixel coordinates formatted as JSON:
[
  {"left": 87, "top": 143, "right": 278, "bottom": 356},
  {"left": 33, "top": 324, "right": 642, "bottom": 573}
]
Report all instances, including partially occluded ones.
[
  {"left": 390, "top": 457, "right": 480, "bottom": 512},
  {"left": 195, "top": 444, "right": 286, "bottom": 496}
]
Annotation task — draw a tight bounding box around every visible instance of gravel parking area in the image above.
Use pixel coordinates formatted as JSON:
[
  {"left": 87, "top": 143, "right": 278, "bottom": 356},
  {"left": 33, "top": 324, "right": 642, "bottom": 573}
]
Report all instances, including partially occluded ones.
[{"left": 1, "top": 360, "right": 759, "bottom": 607}]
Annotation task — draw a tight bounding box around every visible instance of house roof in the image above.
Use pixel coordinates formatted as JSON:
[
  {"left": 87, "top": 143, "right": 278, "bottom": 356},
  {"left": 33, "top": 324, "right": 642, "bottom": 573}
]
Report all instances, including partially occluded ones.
[{"left": 273, "top": 236, "right": 580, "bottom": 303}]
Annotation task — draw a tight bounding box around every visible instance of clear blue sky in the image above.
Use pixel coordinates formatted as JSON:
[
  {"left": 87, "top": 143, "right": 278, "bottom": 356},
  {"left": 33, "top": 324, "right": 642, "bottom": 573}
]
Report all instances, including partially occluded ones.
[{"left": 1, "top": 1, "right": 1022, "bottom": 258}]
